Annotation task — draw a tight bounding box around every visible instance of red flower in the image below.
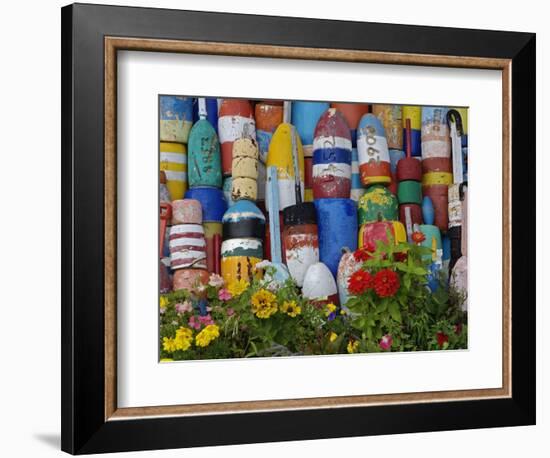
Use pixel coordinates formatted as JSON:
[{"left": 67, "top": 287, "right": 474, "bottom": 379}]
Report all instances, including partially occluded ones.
[
  {"left": 411, "top": 231, "right": 426, "bottom": 244},
  {"left": 348, "top": 269, "right": 374, "bottom": 295},
  {"left": 353, "top": 242, "right": 376, "bottom": 262},
  {"left": 436, "top": 332, "right": 449, "bottom": 348},
  {"left": 393, "top": 251, "right": 407, "bottom": 262},
  {"left": 373, "top": 269, "right": 400, "bottom": 297},
  {"left": 454, "top": 323, "right": 463, "bottom": 335}
]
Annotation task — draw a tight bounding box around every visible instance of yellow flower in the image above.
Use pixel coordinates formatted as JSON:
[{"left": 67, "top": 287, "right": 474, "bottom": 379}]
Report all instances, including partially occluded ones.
[
  {"left": 227, "top": 278, "right": 249, "bottom": 297},
  {"left": 162, "top": 336, "right": 178, "bottom": 353},
  {"left": 347, "top": 339, "right": 360, "bottom": 354},
  {"left": 174, "top": 327, "right": 193, "bottom": 351},
  {"left": 160, "top": 358, "right": 173, "bottom": 362},
  {"left": 329, "top": 332, "right": 338, "bottom": 342},
  {"left": 251, "top": 289, "right": 278, "bottom": 319},
  {"left": 160, "top": 295, "right": 169, "bottom": 310},
  {"left": 280, "top": 300, "right": 301, "bottom": 317},
  {"left": 195, "top": 324, "right": 220, "bottom": 348},
  {"left": 325, "top": 302, "right": 337, "bottom": 317}
]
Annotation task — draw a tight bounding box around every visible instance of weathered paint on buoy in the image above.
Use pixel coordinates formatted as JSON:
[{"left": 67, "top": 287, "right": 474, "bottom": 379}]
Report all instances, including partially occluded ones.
[
  {"left": 255, "top": 101, "right": 283, "bottom": 163},
  {"left": 396, "top": 157, "right": 422, "bottom": 181},
  {"left": 282, "top": 203, "right": 319, "bottom": 287},
  {"left": 357, "top": 185, "right": 398, "bottom": 225},
  {"left": 312, "top": 109, "right": 352, "bottom": 199},
  {"left": 357, "top": 114, "right": 391, "bottom": 186},
  {"left": 169, "top": 224, "right": 207, "bottom": 270},
  {"left": 187, "top": 119, "right": 222, "bottom": 188},
  {"left": 266, "top": 123, "right": 305, "bottom": 211},
  {"left": 451, "top": 255, "right": 468, "bottom": 311},
  {"left": 421, "top": 106, "right": 451, "bottom": 159},
  {"left": 402, "top": 106, "right": 421, "bottom": 157},
  {"left": 422, "top": 184, "right": 449, "bottom": 232},
  {"left": 160, "top": 142, "right": 187, "bottom": 200},
  {"left": 372, "top": 105, "right": 403, "bottom": 150},
  {"left": 203, "top": 222, "right": 222, "bottom": 274},
  {"left": 173, "top": 268, "right": 209, "bottom": 291},
  {"left": 218, "top": 99, "right": 255, "bottom": 175},
  {"left": 160, "top": 171, "right": 171, "bottom": 203},
  {"left": 337, "top": 249, "right": 362, "bottom": 306},
  {"left": 223, "top": 177, "right": 235, "bottom": 207},
  {"left": 330, "top": 103, "right": 369, "bottom": 145},
  {"left": 292, "top": 102, "right": 330, "bottom": 200},
  {"left": 422, "top": 172, "right": 453, "bottom": 186},
  {"left": 171, "top": 199, "right": 202, "bottom": 225},
  {"left": 358, "top": 221, "right": 406, "bottom": 249},
  {"left": 184, "top": 187, "right": 227, "bottom": 223},
  {"left": 220, "top": 238, "right": 262, "bottom": 284},
  {"left": 302, "top": 262, "right": 339, "bottom": 306},
  {"left": 232, "top": 137, "right": 259, "bottom": 201},
  {"left": 160, "top": 96, "right": 193, "bottom": 143},
  {"left": 222, "top": 199, "right": 266, "bottom": 241},
  {"left": 315, "top": 198, "right": 358, "bottom": 277}
]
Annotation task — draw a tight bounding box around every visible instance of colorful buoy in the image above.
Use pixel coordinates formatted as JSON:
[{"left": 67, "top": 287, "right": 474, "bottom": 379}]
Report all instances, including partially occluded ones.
[
  {"left": 372, "top": 104, "right": 403, "bottom": 150},
  {"left": 160, "top": 96, "right": 193, "bottom": 143},
  {"left": 302, "top": 262, "right": 339, "bottom": 306},
  {"left": 315, "top": 198, "right": 358, "bottom": 277},
  {"left": 266, "top": 123, "right": 305, "bottom": 211},
  {"left": 312, "top": 108, "right": 352, "bottom": 199},
  {"left": 187, "top": 118, "right": 222, "bottom": 188},
  {"left": 184, "top": 187, "right": 227, "bottom": 223},
  {"left": 358, "top": 220, "right": 406, "bottom": 249},
  {"left": 160, "top": 142, "right": 187, "bottom": 200},
  {"left": 282, "top": 203, "right": 319, "bottom": 287},
  {"left": 231, "top": 137, "right": 259, "bottom": 201},
  {"left": 171, "top": 199, "right": 202, "bottom": 225},
  {"left": 357, "top": 114, "right": 391, "bottom": 186},
  {"left": 169, "top": 224, "right": 207, "bottom": 270},
  {"left": 357, "top": 185, "right": 398, "bottom": 225},
  {"left": 218, "top": 99, "right": 255, "bottom": 175}
]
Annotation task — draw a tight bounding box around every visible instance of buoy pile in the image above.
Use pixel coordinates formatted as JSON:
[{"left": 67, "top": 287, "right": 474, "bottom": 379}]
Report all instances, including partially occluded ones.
[{"left": 159, "top": 97, "right": 468, "bottom": 308}]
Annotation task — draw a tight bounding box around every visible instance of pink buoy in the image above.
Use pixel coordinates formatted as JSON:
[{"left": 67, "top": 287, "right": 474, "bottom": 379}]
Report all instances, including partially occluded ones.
[{"left": 171, "top": 199, "right": 203, "bottom": 225}]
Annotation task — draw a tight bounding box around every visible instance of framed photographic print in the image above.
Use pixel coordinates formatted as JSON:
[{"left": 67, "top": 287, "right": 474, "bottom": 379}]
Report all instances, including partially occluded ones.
[{"left": 61, "top": 3, "right": 536, "bottom": 454}]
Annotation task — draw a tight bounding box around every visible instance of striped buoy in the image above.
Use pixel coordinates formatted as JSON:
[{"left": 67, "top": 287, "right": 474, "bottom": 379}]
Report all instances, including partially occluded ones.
[
  {"left": 302, "top": 262, "right": 339, "bottom": 306},
  {"left": 312, "top": 108, "right": 352, "bottom": 199},
  {"left": 357, "top": 114, "right": 391, "bottom": 186},
  {"left": 350, "top": 148, "right": 365, "bottom": 201},
  {"left": 372, "top": 104, "right": 403, "bottom": 150},
  {"left": 255, "top": 101, "right": 283, "bottom": 163},
  {"left": 421, "top": 106, "right": 451, "bottom": 159},
  {"left": 171, "top": 199, "right": 202, "bottom": 225},
  {"left": 187, "top": 118, "right": 222, "bottom": 188},
  {"left": 315, "top": 198, "right": 357, "bottom": 277},
  {"left": 218, "top": 99, "right": 255, "bottom": 175},
  {"left": 402, "top": 106, "right": 421, "bottom": 157},
  {"left": 160, "top": 96, "right": 193, "bottom": 144},
  {"left": 358, "top": 221, "right": 406, "bottom": 249},
  {"left": 266, "top": 123, "right": 304, "bottom": 211},
  {"left": 358, "top": 185, "right": 398, "bottom": 225},
  {"left": 292, "top": 102, "right": 330, "bottom": 201},
  {"left": 221, "top": 200, "right": 266, "bottom": 284},
  {"left": 169, "top": 224, "right": 207, "bottom": 270},
  {"left": 231, "top": 137, "right": 259, "bottom": 201},
  {"left": 184, "top": 187, "right": 227, "bottom": 223},
  {"left": 282, "top": 203, "right": 319, "bottom": 287},
  {"left": 160, "top": 142, "right": 187, "bottom": 200}
]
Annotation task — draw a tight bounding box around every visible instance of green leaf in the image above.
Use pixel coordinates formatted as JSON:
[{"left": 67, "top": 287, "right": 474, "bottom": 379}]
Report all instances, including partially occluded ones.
[{"left": 388, "top": 301, "right": 402, "bottom": 323}]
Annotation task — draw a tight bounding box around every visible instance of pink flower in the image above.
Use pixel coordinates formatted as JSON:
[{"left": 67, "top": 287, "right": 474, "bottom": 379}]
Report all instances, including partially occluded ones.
[
  {"left": 379, "top": 334, "right": 393, "bottom": 351},
  {"left": 188, "top": 315, "right": 201, "bottom": 330},
  {"left": 175, "top": 301, "right": 193, "bottom": 314},
  {"left": 218, "top": 288, "right": 232, "bottom": 301},
  {"left": 198, "top": 314, "right": 215, "bottom": 326},
  {"left": 208, "top": 273, "right": 225, "bottom": 288},
  {"left": 226, "top": 307, "right": 235, "bottom": 316}
]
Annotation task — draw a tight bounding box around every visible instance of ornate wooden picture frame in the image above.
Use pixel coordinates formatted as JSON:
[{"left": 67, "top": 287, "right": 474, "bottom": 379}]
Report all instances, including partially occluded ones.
[{"left": 62, "top": 3, "right": 535, "bottom": 454}]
